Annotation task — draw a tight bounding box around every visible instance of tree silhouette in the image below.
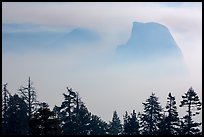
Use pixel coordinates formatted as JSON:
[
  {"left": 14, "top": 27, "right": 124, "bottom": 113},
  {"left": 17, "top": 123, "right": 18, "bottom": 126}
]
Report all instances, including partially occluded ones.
[
  {"left": 158, "top": 93, "right": 180, "bottom": 135},
  {"left": 1, "top": 80, "right": 202, "bottom": 135},
  {"left": 140, "top": 93, "right": 162, "bottom": 135},
  {"left": 3, "top": 94, "right": 29, "bottom": 135},
  {"left": 123, "top": 111, "right": 129, "bottom": 135},
  {"left": 123, "top": 110, "right": 140, "bottom": 135},
  {"left": 2, "top": 83, "right": 12, "bottom": 134},
  {"left": 54, "top": 87, "right": 95, "bottom": 135},
  {"left": 30, "top": 102, "right": 62, "bottom": 135},
  {"left": 18, "top": 77, "right": 39, "bottom": 134},
  {"left": 19, "top": 77, "right": 39, "bottom": 119},
  {"left": 55, "top": 87, "right": 78, "bottom": 134},
  {"left": 89, "top": 114, "right": 108, "bottom": 135},
  {"left": 179, "top": 87, "right": 202, "bottom": 135},
  {"left": 108, "top": 110, "right": 122, "bottom": 135},
  {"left": 76, "top": 102, "right": 92, "bottom": 135}
]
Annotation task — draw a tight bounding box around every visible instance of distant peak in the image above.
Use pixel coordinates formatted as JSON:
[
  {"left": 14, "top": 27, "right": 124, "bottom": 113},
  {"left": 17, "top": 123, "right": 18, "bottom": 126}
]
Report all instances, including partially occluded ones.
[
  {"left": 133, "top": 21, "right": 163, "bottom": 25},
  {"left": 117, "top": 21, "right": 183, "bottom": 60},
  {"left": 132, "top": 21, "right": 168, "bottom": 30}
]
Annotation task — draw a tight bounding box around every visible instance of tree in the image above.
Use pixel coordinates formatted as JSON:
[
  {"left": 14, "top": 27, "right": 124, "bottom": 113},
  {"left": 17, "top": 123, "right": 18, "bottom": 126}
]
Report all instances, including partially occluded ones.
[
  {"left": 55, "top": 87, "right": 93, "bottom": 135},
  {"left": 108, "top": 110, "right": 122, "bottom": 135},
  {"left": 124, "top": 110, "right": 140, "bottom": 135},
  {"left": 89, "top": 114, "right": 108, "bottom": 135},
  {"left": 158, "top": 93, "right": 180, "bottom": 135},
  {"left": 2, "top": 83, "right": 12, "bottom": 134},
  {"left": 179, "top": 87, "right": 202, "bottom": 135},
  {"left": 73, "top": 102, "right": 92, "bottom": 135},
  {"left": 123, "top": 111, "right": 129, "bottom": 135},
  {"left": 18, "top": 77, "right": 39, "bottom": 134},
  {"left": 2, "top": 83, "right": 11, "bottom": 118},
  {"left": 30, "top": 102, "right": 62, "bottom": 135},
  {"left": 55, "top": 87, "right": 78, "bottom": 135},
  {"left": 140, "top": 93, "right": 163, "bottom": 135},
  {"left": 122, "top": 110, "right": 140, "bottom": 135},
  {"left": 3, "top": 94, "right": 29, "bottom": 135},
  {"left": 19, "top": 77, "right": 39, "bottom": 120}
]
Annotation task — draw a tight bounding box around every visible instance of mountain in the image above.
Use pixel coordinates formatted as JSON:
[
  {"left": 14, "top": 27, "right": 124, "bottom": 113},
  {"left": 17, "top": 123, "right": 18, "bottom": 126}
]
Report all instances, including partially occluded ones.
[
  {"left": 116, "top": 21, "right": 187, "bottom": 75},
  {"left": 2, "top": 24, "right": 101, "bottom": 53},
  {"left": 117, "top": 22, "right": 183, "bottom": 60},
  {"left": 54, "top": 28, "right": 101, "bottom": 46}
]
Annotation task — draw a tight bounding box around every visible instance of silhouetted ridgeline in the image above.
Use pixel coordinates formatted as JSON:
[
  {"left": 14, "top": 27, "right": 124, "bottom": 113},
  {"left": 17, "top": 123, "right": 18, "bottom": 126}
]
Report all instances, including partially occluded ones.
[{"left": 2, "top": 78, "right": 202, "bottom": 135}]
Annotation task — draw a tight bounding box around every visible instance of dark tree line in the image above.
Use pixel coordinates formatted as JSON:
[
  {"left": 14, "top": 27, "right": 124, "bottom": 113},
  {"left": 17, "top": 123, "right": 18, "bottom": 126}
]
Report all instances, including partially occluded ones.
[{"left": 1, "top": 77, "right": 202, "bottom": 135}]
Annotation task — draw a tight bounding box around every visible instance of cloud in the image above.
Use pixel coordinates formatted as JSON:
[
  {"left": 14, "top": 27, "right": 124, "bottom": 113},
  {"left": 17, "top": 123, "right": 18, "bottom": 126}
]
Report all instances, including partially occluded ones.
[{"left": 2, "top": 2, "right": 202, "bottom": 45}]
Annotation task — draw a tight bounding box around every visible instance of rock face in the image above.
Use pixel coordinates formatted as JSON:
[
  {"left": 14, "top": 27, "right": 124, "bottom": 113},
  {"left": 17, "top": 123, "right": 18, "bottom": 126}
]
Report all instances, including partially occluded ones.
[
  {"left": 116, "top": 21, "right": 187, "bottom": 75},
  {"left": 117, "top": 22, "right": 183, "bottom": 60}
]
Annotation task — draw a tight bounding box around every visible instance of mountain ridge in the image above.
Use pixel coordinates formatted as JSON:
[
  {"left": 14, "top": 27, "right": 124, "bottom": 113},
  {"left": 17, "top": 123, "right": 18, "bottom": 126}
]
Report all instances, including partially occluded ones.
[{"left": 117, "top": 21, "right": 183, "bottom": 60}]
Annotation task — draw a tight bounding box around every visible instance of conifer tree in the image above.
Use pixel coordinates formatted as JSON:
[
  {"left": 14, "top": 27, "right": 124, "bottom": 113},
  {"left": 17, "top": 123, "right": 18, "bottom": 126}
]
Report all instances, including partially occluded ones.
[
  {"left": 19, "top": 77, "right": 39, "bottom": 120},
  {"left": 30, "top": 102, "right": 62, "bottom": 135},
  {"left": 56, "top": 87, "right": 78, "bottom": 134},
  {"left": 125, "top": 110, "right": 140, "bottom": 135},
  {"left": 108, "top": 110, "right": 122, "bottom": 135},
  {"left": 73, "top": 101, "right": 92, "bottom": 135},
  {"left": 158, "top": 93, "right": 180, "bottom": 135},
  {"left": 123, "top": 111, "right": 129, "bottom": 135},
  {"left": 55, "top": 87, "right": 93, "bottom": 135},
  {"left": 89, "top": 114, "right": 108, "bottom": 135},
  {"left": 179, "top": 87, "right": 202, "bottom": 135},
  {"left": 140, "top": 93, "right": 163, "bottom": 135},
  {"left": 2, "top": 83, "right": 12, "bottom": 134},
  {"left": 4, "top": 94, "right": 29, "bottom": 135},
  {"left": 18, "top": 77, "right": 39, "bottom": 134}
]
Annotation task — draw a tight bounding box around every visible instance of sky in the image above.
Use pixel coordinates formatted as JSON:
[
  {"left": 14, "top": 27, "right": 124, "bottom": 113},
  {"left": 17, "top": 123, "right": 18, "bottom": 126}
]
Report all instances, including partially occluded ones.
[{"left": 2, "top": 2, "right": 202, "bottom": 124}]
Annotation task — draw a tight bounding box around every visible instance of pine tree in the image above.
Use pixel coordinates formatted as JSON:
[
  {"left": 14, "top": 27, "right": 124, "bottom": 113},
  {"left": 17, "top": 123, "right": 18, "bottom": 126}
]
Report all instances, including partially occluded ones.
[
  {"left": 72, "top": 98, "right": 92, "bottom": 135},
  {"left": 2, "top": 83, "right": 12, "bottom": 134},
  {"left": 18, "top": 77, "right": 39, "bottom": 134},
  {"left": 158, "top": 93, "right": 180, "bottom": 135},
  {"left": 123, "top": 111, "right": 129, "bottom": 135},
  {"left": 30, "top": 102, "right": 62, "bottom": 135},
  {"left": 55, "top": 87, "right": 93, "bottom": 135},
  {"left": 89, "top": 114, "right": 108, "bottom": 135},
  {"left": 179, "top": 87, "right": 202, "bottom": 135},
  {"left": 2, "top": 83, "right": 11, "bottom": 118},
  {"left": 56, "top": 87, "right": 78, "bottom": 134},
  {"left": 19, "top": 77, "right": 39, "bottom": 120},
  {"left": 140, "top": 92, "right": 163, "bottom": 135},
  {"left": 3, "top": 94, "right": 29, "bottom": 135},
  {"left": 129, "top": 110, "right": 140, "bottom": 135},
  {"left": 122, "top": 110, "right": 140, "bottom": 135},
  {"left": 53, "top": 105, "right": 62, "bottom": 128},
  {"left": 157, "top": 113, "right": 167, "bottom": 135},
  {"left": 108, "top": 110, "right": 122, "bottom": 135}
]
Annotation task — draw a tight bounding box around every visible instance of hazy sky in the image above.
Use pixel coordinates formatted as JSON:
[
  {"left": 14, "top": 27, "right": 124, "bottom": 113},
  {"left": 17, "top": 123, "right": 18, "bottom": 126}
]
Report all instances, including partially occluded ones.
[{"left": 2, "top": 2, "right": 202, "bottom": 123}]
